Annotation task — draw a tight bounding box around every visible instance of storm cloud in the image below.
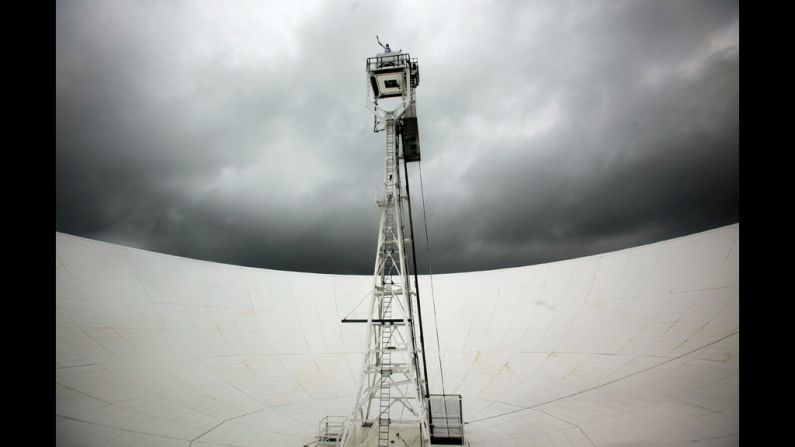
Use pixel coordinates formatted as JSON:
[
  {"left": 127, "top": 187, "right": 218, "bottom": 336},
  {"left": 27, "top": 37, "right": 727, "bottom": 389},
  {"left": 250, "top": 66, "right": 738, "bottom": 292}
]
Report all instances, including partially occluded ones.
[{"left": 56, "top": 0, "right": 738, "bottom": 274}]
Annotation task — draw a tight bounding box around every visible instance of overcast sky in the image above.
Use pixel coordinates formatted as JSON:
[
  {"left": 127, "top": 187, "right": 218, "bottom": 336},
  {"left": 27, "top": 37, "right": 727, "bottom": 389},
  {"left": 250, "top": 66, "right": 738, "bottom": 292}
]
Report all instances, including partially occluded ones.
[{"left": 56, "top": 0, "right": 738, "bottom": 274}]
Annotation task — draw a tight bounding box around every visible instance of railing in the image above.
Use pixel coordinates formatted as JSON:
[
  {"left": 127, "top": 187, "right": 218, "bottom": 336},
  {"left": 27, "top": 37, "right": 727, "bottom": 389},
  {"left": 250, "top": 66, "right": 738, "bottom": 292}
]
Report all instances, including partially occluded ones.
[
  {"left": 316, "top": 416, "right": 346, "bottom": 446},
  {"left": 430, "top": 422, "right": 465, "bottom": 445},
  {"left": 367, "top": 53, "right": 412, "bottom": 72},
  {"left": 429, "top": 394, "right": 465, "bottom": 445}
]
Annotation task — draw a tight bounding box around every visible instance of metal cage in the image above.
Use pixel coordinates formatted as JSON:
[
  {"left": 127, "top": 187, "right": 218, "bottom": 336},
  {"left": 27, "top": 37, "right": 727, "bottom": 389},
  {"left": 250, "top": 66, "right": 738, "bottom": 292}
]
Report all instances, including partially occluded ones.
[{"left": 429, "top": 394, "right": 464, "bottom": 445}]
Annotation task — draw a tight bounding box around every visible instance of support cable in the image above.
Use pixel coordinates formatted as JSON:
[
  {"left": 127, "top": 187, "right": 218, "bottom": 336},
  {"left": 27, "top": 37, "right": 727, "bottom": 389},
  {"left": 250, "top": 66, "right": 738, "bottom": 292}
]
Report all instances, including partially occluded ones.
[
  {"left": 403, "top": 155, "right": 432, "bottom": 443},
  {"left": 342, "top": 290, "right": 374, "bottom": 321},
  {"left": 418, "top": 161, "right": 449, "bottom": 425},
  {"left": 403, "top": 157, "right": 431, "bottom": 400},
  {"left": 467, "top": 330, "right": 740, "bottom": 424}
]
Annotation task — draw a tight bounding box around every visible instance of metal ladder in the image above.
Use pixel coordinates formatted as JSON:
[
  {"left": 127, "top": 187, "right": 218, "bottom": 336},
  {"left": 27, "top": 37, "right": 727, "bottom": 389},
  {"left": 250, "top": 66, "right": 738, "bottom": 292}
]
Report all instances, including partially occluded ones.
[
  {"left": 378, "top": 294, "right": 393, "bottom": 446},
  {"left": 378, "top": 118, "right": 397, "bottom": 447}
]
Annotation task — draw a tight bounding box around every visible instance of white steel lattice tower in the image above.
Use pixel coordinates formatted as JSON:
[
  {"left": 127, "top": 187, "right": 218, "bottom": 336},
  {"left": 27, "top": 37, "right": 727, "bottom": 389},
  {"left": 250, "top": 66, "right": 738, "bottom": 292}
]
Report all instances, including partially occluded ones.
[{"left": 338, "top": 50, "right": 428, "bottom": 447}]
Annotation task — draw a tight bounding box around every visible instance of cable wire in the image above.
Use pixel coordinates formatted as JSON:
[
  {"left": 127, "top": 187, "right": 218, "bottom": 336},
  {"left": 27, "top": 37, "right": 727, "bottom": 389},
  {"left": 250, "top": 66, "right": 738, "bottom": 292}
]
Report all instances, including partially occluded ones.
[
  {"left": 467, "top": 330, "right": 740, "bottom": 424},
  {"left": 418, "top": 162, "right": 449, "bottom": 420},
  {"left": 342, "top": 290, "right": 374, "bottom": 321}
]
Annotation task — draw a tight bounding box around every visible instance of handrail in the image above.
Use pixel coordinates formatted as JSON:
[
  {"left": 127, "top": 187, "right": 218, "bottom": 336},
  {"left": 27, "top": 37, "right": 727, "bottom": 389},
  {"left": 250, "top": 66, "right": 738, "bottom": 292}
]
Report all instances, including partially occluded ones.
[
  {"left": 316, "top": 416, "right": 346, "bottom": 446},
  {"left": 367, "top": 53, "right": 412, "bottom": 72}
]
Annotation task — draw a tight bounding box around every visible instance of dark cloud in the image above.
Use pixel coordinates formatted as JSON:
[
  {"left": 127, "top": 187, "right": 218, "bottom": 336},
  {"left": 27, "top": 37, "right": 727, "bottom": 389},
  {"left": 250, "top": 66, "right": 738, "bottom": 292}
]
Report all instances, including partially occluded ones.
[{"left": 56, "top": 0, "right": 738, "bottom": 274}]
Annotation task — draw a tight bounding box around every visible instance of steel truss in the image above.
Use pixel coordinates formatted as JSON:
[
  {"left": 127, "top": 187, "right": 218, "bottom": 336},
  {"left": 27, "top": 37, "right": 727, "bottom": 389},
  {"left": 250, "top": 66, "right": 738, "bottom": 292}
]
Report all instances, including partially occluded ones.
[{"left": 339, "top": 53, "right": 428, "bottom": 447}]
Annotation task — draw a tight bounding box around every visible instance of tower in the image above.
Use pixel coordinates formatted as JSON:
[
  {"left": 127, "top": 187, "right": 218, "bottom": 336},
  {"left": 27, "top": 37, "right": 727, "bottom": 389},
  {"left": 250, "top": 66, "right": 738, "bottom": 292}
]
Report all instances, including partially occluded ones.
[
  {"left": 315, "top": 43, "right": 463, "bottom": 447},
  {"left": 340, "top": 49, "right": 427, "bottom": 446}
]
